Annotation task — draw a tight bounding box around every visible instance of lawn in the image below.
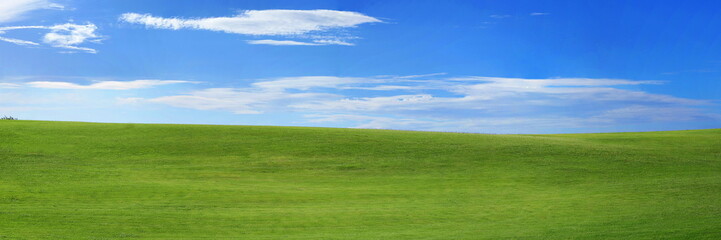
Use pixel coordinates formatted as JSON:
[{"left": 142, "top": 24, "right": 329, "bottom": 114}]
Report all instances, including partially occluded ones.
[{"left": 1, "top": 120, "right": 720, "bottom": 239}]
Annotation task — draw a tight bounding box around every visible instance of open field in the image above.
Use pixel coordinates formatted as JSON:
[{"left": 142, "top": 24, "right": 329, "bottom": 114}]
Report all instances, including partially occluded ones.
[{"left": 1, "top": 120, "right": 720, "bottom": 239}]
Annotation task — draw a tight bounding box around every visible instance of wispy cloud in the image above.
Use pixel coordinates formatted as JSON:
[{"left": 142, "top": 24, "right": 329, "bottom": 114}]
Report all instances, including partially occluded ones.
[
  {"left": 0, "top": 36, "right": 39, "bottom": 45},
  {"left": 251, "top": 76, "right": 365, "bottom": 90},
  {"left": 530, "top": 12, "right": 550, "bottom": 16},
  {"left": 0, "top": 23, "right": 101, "bottom": 53},
  {"left": 43, "top": 23, "right": 101, "bottom": 53},
  {"left": 304, "top": 114, "right": 591, "bottom": 133},
  {"left": 119, "top": 9, "right": 381, "bottom": 46},
  {"left": 247, "top": 39, "right": 354, "bottom": 46},
  {"left": 0, "top": 0, "right": 63, "bottom": 23},
  {"left": 247, "top": 39, "right": 320, "bottom": 46},
  {"left": 148, "top": 87, "right": 337, "bottom": 114},
  {"left": 27, "top": 80, "right": 195, "bottom": 90},
  {"left": 136, "top": 75, "right": 716, "bottom": 132},
  {"left": 0, "top": 83, "right": 22, "bottom": 88},
  {"left": 119, "top": 10, "right": 381, "bottom": 35},
  {"left": 4, "top": 74, "right": 717, "bottom": 133}
]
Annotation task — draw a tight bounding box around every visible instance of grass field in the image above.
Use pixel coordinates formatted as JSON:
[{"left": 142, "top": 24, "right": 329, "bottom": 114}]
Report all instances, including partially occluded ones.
[{"left": 1, "top": 120, "right": 720, "bottom": 239}]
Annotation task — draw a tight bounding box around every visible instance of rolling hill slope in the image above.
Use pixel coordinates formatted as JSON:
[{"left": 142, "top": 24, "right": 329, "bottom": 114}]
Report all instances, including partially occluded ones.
[{"left": 1, "top": 121, "right": 720, "bottom": 239}]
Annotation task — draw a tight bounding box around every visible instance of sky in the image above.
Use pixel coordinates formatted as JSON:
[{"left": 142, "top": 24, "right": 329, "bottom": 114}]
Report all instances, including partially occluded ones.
[{"left": 1, "top": 0, "right": 720, "bottom": 134}]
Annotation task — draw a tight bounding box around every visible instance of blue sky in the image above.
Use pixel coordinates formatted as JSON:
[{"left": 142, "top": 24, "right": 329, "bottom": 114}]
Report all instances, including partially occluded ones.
[{"left": 1, "top": 0, "right": 720, "bottom": 133}]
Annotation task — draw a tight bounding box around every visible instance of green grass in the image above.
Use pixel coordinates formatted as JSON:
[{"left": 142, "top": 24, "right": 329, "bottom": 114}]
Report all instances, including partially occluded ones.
[{"left": 1, "top": 120, "right": 720, "bottom": 239}]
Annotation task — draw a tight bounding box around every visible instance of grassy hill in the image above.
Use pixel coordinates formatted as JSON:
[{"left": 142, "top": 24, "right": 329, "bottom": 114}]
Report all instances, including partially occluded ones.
[{"left": 1, "top": 120, "right": 720, "bottom": 239}]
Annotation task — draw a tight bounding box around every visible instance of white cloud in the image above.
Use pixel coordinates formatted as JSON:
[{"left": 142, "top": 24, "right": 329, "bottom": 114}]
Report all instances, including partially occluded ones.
[
  {"left": 0, "top": 23, "right": 101, "bottom": 53},
  {"left": 248, "top": 39, "right": 356, "bottom": 46},
  {"left": 131, "top": 75, "right": 717, "bottom": 133},
  {"left": 289, "top": 77, "right": 701, "bottom": 114},
  {"left": 0, "top": 25, "right": 46, "bottom": 33},
  {"left": 252, "top": 76, "right": 366, "bottom": 90},
  {"left": 305, "top": 107, "right": 721, "bottom": 133},
  {"left": 292, "top": 94, "right": 438, "bottom": 112},
  {"left": 5, "top": 74, "right": 716, "bottom": 133},
  {"left": 149, "top": 94, "right": 263, "bottom": 114},
  {"left": 0, "top": 36, "right": 39, "bottom": 45},
  {"left": 312, "top": 39, "right": 354, "bottom": 46},
  {"left": 530, "top": 12, "right": 550, "bottom": 16},
  {"left": 247, "top": 39, "right": 320, "bottom": 46},
  {"left": 120, "top": 10, "right": 380, "bottom": 35},
  {"left": 43, "top": 23, "right": 100, "bottom": 53},
  {"left": 247, "top": 39, "right": 355, "bottom": 46},
  {"left": 119, "top": 10, "right": 380, "bottom": 46},
  {"left": 394, "top": 73, "right": 448, "bottom": 79},
  {"left": 27, "top": 80, "right": 195, "bottom": 90},
  {"left": 0, "top": 0, "right": 63, "bottom": 23},
  {"left": 0, "top": 26, "right": 44, "bottom": 46},
  {"left": 304, "top": 114, "right": 588, "bottom": 133},
  {"left": 447, "top": 76, "right": 661, "bottom": 86},
  {"left": 148, "top": 87, "right": 337, "bottom": 114},
  {"left": 341, "top": 85, "right": 431, "bottom": 91},
  {"left": 0, "top": 83, "right": 22, "bottom": 88}
]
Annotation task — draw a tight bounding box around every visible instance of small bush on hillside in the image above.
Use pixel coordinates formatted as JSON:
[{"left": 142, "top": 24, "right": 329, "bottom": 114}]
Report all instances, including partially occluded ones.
[{"left": 1, "top": 116, "right": 18, "bottom": 120}]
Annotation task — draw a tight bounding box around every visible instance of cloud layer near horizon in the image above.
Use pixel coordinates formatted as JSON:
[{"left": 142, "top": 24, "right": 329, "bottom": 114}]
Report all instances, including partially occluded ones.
[
  {"left": 129, "top": 75, "right": 717, "bottom": 132},
  {"left": 2, "top": 75, "right": 718, "bottom": 133}
]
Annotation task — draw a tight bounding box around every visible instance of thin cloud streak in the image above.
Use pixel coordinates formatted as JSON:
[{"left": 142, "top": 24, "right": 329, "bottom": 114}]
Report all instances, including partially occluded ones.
[
  {"left": 247, "top": 39, "right": 354, "bottom": 46},
  {"left": 0, "top": 0, "right": 63, "bottom": 23},
  {"left": 27, "top": 80, "right": 196, "bottom": 90},
  {"left": 0, "top": 36, "right": 39, "bottom": 45},
  {"left": 119, "top": 10, "right": 381, "bottom": 35},
  {"left": 119, "top": 9, "right": 380, "bottom": 46}
]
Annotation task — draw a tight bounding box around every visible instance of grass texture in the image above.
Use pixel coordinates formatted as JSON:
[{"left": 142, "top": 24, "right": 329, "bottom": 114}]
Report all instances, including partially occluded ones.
[{"left": 1, "top": 121, "right": 720, "bottom": 239}]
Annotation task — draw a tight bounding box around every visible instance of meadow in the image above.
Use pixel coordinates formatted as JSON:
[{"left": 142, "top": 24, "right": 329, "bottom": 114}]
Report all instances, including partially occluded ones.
[{"left": 1, "top": 120, "right": 720, "bottom": 239}]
